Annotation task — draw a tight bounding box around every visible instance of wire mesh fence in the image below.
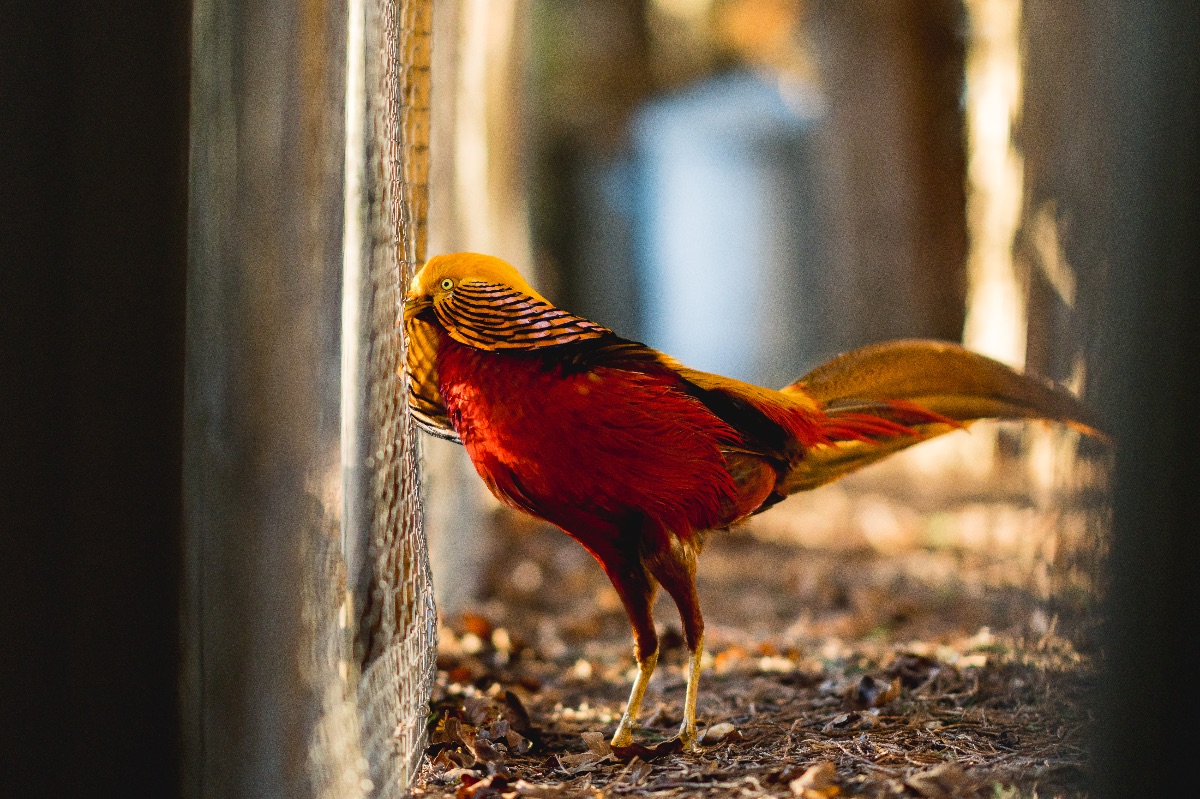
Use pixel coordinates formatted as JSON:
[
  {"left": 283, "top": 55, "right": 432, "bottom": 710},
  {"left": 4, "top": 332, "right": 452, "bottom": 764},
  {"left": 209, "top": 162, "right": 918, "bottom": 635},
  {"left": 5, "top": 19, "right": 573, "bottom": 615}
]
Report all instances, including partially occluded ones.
[
  {"left": 310, "top": 1, "right": 438, "bottom": 796},
  {"left": 356, "top": 0, "right": 437, "bottom": 794}
]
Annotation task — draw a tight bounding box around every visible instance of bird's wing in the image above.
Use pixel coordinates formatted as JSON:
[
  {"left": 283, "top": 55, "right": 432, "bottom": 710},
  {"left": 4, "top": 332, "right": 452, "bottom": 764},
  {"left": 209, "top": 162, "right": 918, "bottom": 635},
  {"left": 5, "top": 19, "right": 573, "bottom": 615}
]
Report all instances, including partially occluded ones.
[
  {"left": 558, "top": 338, "right": 821, "bottom": 461},
  {"left": 405, "top": 315, "right": 461, "bottom": 443},
  {"left": 583, "top": 340, "right": 928, "bottom": 465}
]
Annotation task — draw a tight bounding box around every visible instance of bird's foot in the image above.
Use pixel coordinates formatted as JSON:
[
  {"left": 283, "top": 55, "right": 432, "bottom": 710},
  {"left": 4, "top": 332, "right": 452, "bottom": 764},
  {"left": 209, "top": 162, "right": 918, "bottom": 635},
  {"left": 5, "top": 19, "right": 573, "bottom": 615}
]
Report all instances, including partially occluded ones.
[
  {"left": 675, "top": 636, "right": 703, "bottom": 753},
  {"left": 611, "top": 650, "right": 658, "bottom": 749},
  {"left": 609, "top": 722, "right": 698, "bottom": 759},
  {"left": 677, "top": 721, "right": 698, "bottom": 752},
  {"left": 610, "top": 725, "right": 634, "bottom": 749}
]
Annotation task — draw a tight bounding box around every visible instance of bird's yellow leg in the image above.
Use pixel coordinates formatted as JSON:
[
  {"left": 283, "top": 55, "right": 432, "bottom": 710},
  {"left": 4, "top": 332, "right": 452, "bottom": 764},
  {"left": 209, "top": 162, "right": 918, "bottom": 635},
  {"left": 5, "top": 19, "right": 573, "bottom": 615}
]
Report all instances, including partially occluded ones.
[
  {"left": 643, "top": 531, "right": 707, "bottom": 751},
  {"left": 611, "top": 649, "right": 658, "bottom": 747},
  {"left": 678, "top": 632, "right": 703, "bottom": 750}
]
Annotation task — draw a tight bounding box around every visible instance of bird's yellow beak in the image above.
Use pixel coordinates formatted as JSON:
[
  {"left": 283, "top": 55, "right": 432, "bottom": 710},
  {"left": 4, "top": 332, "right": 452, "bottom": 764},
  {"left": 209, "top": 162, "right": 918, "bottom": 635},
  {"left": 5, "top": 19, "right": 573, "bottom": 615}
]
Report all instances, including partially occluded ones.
[{"left": 403, "top": 293, "right": 432, "bottom": 322}]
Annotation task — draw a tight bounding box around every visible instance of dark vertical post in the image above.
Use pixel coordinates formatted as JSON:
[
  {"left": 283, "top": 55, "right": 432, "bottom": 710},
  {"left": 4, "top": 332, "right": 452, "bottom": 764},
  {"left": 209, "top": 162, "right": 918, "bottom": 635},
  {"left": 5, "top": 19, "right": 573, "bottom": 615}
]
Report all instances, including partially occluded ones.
[
  {"left": 183, "top": 0, "right": 347, "bottom": 795},
  {"left": 1084, "top": 3, "right": 1200, "bottom": 795},
  {"left": 1019, "top": 2, "right": 1200, "bottom": 792},
  {"left": 0, "top": 1, "right": 191, "bottom": 796}
]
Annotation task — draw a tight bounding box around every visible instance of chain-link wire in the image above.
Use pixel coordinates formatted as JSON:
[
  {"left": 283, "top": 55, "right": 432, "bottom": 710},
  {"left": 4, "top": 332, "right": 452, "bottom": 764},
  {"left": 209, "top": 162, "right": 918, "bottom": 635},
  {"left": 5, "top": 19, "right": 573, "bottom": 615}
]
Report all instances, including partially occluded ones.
[
  {"left": 358, "top": 0, "right": 436, "bottom": 794},
  {"left": 307, "top": 2, "right": 436, "bottom": 796}
]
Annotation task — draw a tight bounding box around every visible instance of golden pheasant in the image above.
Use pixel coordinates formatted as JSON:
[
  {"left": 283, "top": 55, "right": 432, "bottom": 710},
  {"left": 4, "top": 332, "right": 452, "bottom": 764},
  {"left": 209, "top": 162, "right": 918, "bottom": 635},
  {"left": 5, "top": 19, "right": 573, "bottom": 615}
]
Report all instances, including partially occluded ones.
[{"left": 403, "top": 252, "right": 1098, "bottom": 751}]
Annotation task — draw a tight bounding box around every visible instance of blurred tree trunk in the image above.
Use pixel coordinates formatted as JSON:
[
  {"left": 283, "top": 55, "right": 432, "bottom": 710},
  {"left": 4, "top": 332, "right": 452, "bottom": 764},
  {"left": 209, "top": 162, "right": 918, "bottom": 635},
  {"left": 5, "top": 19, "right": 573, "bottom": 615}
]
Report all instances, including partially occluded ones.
[
  {"left": 810, "top": 0, "right": 968, "bottom": 355},
  {"left": 1017, "top": 1, "right": 1112, "bottom": 388},
  {"left": 1021, "top": 2, "right": 1200, "bottom": 796}
]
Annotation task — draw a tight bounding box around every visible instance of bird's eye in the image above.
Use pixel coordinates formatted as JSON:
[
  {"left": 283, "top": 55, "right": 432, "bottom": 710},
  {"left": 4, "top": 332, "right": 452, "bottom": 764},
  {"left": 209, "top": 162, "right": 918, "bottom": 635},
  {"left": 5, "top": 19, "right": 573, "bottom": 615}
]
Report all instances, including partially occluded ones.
[{"left": 439, "top": 278, "right": 455, "bottom": 291}]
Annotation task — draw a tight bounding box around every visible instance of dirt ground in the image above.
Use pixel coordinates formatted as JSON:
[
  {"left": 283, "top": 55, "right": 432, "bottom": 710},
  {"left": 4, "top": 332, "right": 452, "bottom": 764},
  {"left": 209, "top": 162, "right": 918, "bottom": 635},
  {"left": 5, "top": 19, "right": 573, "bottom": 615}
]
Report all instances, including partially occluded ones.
[{"left": 413, "top": 429, "right": 1105, "bottom": 799}]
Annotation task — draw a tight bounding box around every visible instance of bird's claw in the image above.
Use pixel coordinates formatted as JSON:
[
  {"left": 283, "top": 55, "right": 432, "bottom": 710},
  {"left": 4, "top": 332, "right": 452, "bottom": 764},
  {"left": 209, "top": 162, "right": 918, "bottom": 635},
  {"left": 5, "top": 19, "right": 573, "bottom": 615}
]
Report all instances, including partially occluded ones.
[
  {"left": 610, "top": 728, "right": 633, "bottom": 749},
  {"left": 677, "top": 723, "right": 698, "bottom": 752}
]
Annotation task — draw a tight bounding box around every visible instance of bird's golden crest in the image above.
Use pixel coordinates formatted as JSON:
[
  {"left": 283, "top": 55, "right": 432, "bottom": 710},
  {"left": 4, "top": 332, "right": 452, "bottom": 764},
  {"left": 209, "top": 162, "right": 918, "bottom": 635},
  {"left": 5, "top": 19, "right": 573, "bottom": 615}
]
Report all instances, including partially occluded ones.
[
  {"left": 408, "top": 251, "right": 549, "bottom": 306},
  {"left": 405, "top": 252, "right": 610, "bottom": 352}
]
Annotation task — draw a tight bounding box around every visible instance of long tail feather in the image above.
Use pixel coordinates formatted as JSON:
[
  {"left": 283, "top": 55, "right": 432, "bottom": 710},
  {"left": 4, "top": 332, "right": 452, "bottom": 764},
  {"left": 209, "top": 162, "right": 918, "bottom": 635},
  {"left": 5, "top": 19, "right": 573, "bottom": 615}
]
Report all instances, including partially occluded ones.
[
  {"left": 786, "top": 339, "right": 1100, "bottom": 432},
  {"left": 778, "top": 339, "right": 1103, "bottom": 493}
]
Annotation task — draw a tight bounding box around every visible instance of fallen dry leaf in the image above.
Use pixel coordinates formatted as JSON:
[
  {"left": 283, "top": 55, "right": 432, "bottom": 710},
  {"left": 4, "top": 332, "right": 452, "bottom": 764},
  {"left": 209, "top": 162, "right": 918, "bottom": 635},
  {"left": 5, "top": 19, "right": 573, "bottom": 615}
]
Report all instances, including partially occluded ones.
[
  {"left": 506, "top": 778, "right": 564, "bottom": 798},
  {"left": 610, "top": 737, "right": 683, "bottom": 761},
  {"left": 499, "top": 691, "right": 537, "bottom": 739},
  {"left": 699, "top": 722, "right": 742, "bottom": 745},
  {"left": 440, "top": 767, "right": 482, "bottom": 785},
  {"left": 821, "top": 712, "right": 852, "bottom": 733},
  {"left": 463, "top": 696, "right": 493, "bottom": 726},
  {"left": 713, "top": 645, "right": 751, "bottom": 672},
  {"left": 886, "top": 653, "right": 942, "bottom": 688},
  {"left": 904, "top": 763, "right": 970, "bottom": 799},
  {"left": 461, "top": 612, "right": 494, "bottom": 640},
  {"left": 579, "top": 731, "right": 612, "bottom": 758},
  {"left": 555, "top": 752, "right": 599, "bottom": 769},
  {"left": 846, "top": 674, "right": 901, "bottom": 709},
  {"left": 456, "top": 772, "right": 509, "bottom": 799},
  {"left": 789, "top": 760, "right": 840, "bottom": 798}
]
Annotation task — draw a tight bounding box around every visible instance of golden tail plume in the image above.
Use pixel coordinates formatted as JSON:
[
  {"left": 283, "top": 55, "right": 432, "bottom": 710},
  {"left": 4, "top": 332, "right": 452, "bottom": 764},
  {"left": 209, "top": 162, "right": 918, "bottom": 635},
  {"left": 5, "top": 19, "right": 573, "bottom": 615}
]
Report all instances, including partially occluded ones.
[{"left": 778, "top": 339, "right": 1103, "bottom": 493}]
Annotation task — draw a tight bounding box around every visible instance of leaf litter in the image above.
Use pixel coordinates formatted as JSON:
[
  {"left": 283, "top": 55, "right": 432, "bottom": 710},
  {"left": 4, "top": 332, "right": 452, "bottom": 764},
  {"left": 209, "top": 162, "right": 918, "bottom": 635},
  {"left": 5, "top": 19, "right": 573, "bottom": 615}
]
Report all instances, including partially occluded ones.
[{"left": 414, "top": 499, "right": 1097, "bottom": 799}]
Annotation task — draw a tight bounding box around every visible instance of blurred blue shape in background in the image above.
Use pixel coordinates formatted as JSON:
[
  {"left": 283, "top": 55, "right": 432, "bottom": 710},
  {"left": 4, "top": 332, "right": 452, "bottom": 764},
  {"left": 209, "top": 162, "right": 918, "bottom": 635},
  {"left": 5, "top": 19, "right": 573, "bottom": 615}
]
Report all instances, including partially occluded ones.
[{"left": 630, "top": 68, "right": 828, "bottom": 387}]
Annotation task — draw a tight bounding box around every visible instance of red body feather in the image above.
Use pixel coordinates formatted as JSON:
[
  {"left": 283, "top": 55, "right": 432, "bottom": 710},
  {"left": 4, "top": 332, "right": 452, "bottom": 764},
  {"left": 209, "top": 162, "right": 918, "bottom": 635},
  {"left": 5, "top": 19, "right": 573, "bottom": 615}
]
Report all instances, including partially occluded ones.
[{"left": 435, "top": 330, "right": 745, "bottom": 555}]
